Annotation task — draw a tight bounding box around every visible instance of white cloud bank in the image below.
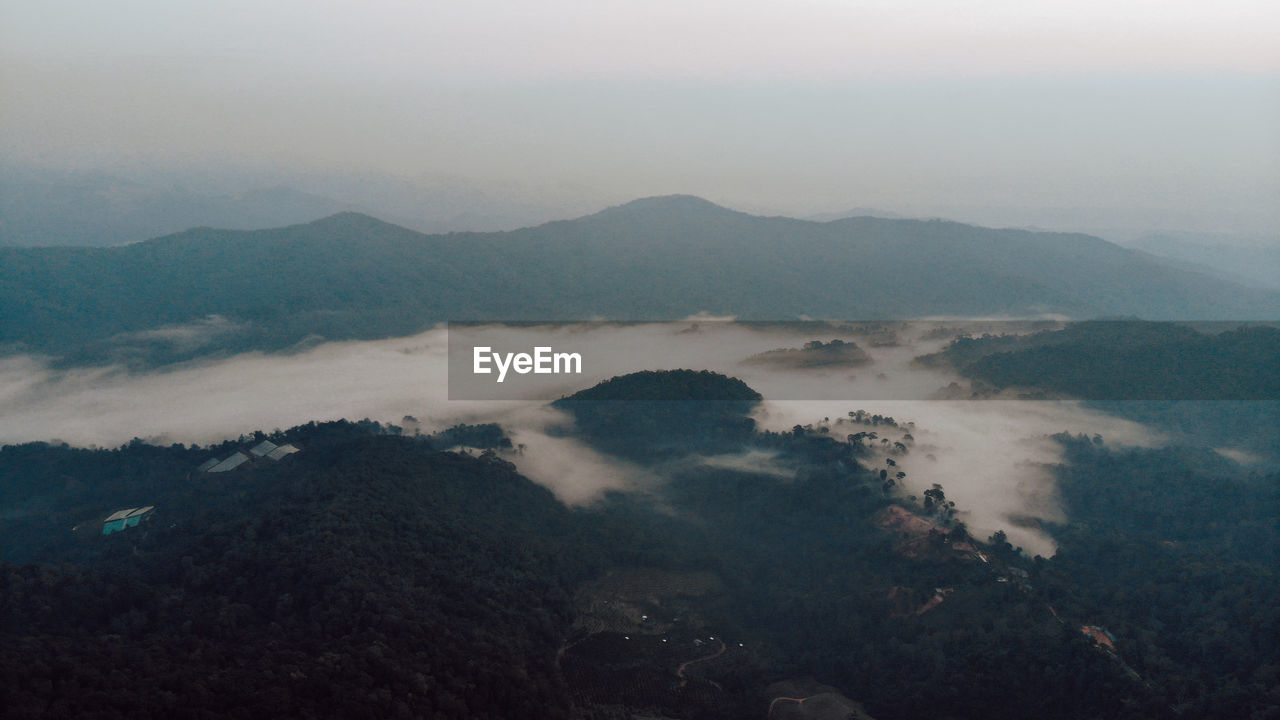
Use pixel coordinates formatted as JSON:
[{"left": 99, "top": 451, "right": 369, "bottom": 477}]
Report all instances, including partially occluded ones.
[{"left": 0, "top": 321, "right": 1161, "bottom": 555}]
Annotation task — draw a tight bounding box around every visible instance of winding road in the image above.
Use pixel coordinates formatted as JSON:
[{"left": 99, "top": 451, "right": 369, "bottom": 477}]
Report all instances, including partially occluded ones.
[
  {"left": 767, "top": 695, "right": 811, "bottom": 716},
  {"left": 675, "top": 638, "right": 726, "bottom": 688}
]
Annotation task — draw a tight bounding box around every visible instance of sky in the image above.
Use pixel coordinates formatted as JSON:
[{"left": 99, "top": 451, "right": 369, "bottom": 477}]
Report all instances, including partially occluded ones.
[{"left": 2, "top": 0, "right": 1278, "bottom": 236}]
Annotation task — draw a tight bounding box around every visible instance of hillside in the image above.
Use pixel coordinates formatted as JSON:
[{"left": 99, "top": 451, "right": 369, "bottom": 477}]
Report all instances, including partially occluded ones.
[
  {"left": 917, "top": 321, "right": 1280, "bottom": 460},
  {"left": 921, "top": 321, "right": 1280, "bottom": 401},
  {"left": 3, "top": 196, "right": 1278, "bottom": 366},
  {"left": 0, "top": 167, "right": 365, "bottom": 247},
  {"left": 1127, "top": 233, "right": 1280, "bottom": 292},
  {"left": 4, "top": 393, "right": 1279, "bottom": 718},
  {"left": 552, "top": 369, "right": 763, "bottom": 460},
  {"left": 1, "top": 422, "right": 594, "bottom": 719}
]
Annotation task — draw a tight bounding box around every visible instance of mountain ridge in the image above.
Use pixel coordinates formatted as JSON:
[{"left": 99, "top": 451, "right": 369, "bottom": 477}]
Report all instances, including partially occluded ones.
[
  {"left": 132, "top": 197, "right": 1178, "bottom": 256},
  {"left": 3, "top": 196, "right": 1277, "bottom": 366}
]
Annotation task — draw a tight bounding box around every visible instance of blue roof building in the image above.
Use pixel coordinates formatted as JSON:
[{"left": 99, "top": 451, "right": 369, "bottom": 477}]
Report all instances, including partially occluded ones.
[{"left": 102, "top": 506, "right": 154, "bottom": 535}]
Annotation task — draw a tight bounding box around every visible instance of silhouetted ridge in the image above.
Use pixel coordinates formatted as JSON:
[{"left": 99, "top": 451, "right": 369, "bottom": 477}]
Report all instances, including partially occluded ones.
[
  {"left": 297, "top": 211, "right": 414, "bottom": 235},
  {"left": 5, "top": 197, "right": 1280, "bottom": 368},
  {"left": 132, "top": 211, "right": 419, "bottom": 249},
  {"left": 590, "top": 195, "right": 748, "bottom": 221}
]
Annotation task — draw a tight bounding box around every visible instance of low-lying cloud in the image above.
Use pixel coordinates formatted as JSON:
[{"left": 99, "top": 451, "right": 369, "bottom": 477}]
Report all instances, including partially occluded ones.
[{"left": 0, "top": 321, "right": 1162, "bottom": 554}]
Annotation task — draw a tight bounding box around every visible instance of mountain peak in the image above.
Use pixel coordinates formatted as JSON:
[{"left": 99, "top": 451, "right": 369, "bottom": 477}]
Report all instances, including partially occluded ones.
[
  {"left": 592, "top": 195, "right": 745, "bottom": 220},
  {"left": 302, "top": 211, "right": 408, "bottom": 232}
]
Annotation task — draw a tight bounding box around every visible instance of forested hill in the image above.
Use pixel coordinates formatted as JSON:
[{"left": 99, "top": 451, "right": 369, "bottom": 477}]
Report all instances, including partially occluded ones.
[
  {"left": 1, "top": 423, "right": 594, "bottom": 718},
  {"left": 4, "top": 196, "right": 1278, "bottom": 365},
  {"left": 922, "top": 321, "right": 1280, "bottom": 401},
  {"left": 552, "top": 369, "right": 763, "bottom": 460},
  {"left": 917, "top": 321, "right": 1280, "bottom": 458},
  {"left": 4, "top": 407, "right": 1280, "bottom": 717}
]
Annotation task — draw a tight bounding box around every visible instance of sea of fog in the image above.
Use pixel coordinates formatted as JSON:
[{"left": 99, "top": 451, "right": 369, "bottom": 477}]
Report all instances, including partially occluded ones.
[{"left": 0, "top": 320, "right": 1162, "bottom": 557}]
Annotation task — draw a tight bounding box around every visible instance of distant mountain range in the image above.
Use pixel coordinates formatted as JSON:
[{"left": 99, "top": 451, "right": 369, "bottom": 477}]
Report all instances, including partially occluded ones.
[
  {"left": 803, "top": 206, "right": 912, "bottom": 222},
  {"left": 0, "top": 168, "right": 368, "bottom": 246},
  {"left": 0, "top": 165, "right": 594, "bottom": 246},
  {"left": 1124, "top": 233, "right": 1280, "bottom": 292},
  {"left": 3, "top": 195, "right": 1277, "bottom": 365}
]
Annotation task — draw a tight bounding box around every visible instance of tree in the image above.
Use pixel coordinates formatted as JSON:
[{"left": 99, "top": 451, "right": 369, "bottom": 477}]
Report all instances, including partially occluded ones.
[
  {"left": 988, "top": 530, "right": 1015, "bottom": 558},
  {"left": 923, "top": 484, "right": 946, "bottom": 512}
]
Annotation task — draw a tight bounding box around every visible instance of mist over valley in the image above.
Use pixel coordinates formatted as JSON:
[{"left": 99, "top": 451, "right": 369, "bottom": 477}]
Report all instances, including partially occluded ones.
[
  {"left": 3, "top": 0, "right": 1279, "bottom": 714},
  {"left": 5, "top": 311, "right": 1277, "bottom": 718}
]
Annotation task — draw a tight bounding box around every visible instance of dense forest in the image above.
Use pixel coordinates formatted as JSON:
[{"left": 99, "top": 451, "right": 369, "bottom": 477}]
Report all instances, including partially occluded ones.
[
  {"left": 3, "top": 371, "right": 1279, "bottom": 718},
  {"left": 919, "top": 320, "right": 1280, "bottom": 457},
  {"left": 3, "top": 423, "right": 598, "bottom": 719},
  {"left": 1040, "top": 435, "right": 1280, "bottom": 718},
  {"left": 551, "top": 369, "right": 762, "bottom": 461},
  {"left": 922, "top": 321, "right": 1280, "bottom": 401}
]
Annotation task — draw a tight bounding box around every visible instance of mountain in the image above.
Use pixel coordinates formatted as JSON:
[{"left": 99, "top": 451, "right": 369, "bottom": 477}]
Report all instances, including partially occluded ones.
[
  {"left": 1125, "top": 233, "right": 1280, "bottom": 292},
  {"left": 0, "top": 165, "right": 601, "bottom": 247},
  {"left": 3, "top": 196, "right": 1278, "bottom": 366},
  {"left": 804, "top": 206, "right": 913, "bottom": 222},
  {"left": 0, "top": 167, "right": 369, "bottom": 247}
]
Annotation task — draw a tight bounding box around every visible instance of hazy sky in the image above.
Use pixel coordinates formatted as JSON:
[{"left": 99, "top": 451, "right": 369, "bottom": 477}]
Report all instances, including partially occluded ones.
[{"left": 2, "top": 1, "right": 1278, "bottom": 234}]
